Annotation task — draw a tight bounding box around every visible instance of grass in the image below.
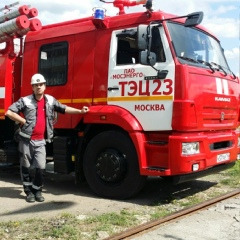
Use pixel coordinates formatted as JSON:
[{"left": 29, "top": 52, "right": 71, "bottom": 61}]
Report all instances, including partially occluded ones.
[
  {"left": 84, "top": 210, "right": 138, "bottom": 239},
  {"left": 0, "top": 160, "right": 239, "bottom": 240},
  {"left": 220, "top": 160, "right": 240, "bottom": 186},
  {"left": 150, "top": 208, "right": 172, "bottom": 220}
]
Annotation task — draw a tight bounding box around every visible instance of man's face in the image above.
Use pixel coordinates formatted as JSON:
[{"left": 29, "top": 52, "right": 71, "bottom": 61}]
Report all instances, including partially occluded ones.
[{"left": 32, "top": 83, "right": 46, "bottom": 95}]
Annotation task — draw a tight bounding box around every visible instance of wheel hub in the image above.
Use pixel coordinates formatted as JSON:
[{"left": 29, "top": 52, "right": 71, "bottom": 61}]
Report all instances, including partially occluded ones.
[{"left": 96, "top": 149, "right": 126, "bottom": 182}]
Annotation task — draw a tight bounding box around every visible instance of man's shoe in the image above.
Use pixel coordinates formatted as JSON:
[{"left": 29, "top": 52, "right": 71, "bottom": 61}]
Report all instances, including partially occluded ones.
[
  {"left": 26, "top": 192, "right": 35, "bottom": 203},
  {"left": 35, "top": 191, "right": 45, "bottom": 202}
]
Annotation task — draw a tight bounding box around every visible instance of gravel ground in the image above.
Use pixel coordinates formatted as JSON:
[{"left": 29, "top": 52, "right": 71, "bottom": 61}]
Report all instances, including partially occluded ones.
[
  {"left": 0, "top": 166, "right": 175, "bottom": 222},
  {"left": 131, "top": 194, "right": 240, "bottom": 240},
  {"left": 0, "top": 165, "right": 237, "bottom": 224}
]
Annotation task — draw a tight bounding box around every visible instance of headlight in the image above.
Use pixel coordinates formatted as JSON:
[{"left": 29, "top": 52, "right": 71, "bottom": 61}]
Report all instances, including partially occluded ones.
[{"left": 182, "top": 142, "right": 200, "bottom": 155}]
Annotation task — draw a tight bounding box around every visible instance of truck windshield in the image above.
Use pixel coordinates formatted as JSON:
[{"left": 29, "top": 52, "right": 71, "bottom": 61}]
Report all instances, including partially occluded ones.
[{"left": 167, "top": 22, "right": 231, "bottom": 74}]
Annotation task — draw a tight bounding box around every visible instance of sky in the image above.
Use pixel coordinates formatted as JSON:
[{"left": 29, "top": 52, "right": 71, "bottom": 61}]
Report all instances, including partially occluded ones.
[{"left": 0, "top": 0, "right": 239, "bottom": 76}]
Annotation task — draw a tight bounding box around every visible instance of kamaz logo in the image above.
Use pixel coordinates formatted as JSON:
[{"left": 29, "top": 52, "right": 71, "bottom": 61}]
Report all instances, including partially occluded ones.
[{"left": 215, "top": 97, "right": 230, "bottom": 102}]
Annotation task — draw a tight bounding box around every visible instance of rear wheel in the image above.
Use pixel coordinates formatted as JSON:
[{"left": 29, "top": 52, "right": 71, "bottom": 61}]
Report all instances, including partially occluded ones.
[{"left": 83, "top": 130, "right": 146, "bottom": 199}]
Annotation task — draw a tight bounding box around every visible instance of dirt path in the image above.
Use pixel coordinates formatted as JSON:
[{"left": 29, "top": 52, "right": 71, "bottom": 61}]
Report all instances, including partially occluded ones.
[
  {"left": 0, "top": 165, "right": 220, "bottom": 222},
  {"left": 0, "top": 166, "right": 160, "bottom": 222}
]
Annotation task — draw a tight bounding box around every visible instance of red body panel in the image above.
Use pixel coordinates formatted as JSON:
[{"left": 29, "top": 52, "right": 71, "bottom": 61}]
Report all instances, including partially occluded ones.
[
  {"left": 0, "top": 7, "right": 239, "bottom": 179},
  {"left": 0, "top": 57, "right": 15, "bottom": 119},
  {"left": 172, "top": 65, "right": 239, "bottom": 131}
]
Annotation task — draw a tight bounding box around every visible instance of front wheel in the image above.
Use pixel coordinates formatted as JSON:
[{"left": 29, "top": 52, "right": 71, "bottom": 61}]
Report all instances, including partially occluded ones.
[{"left": 83, "top": 130, "right": 147, "bottom": 199}]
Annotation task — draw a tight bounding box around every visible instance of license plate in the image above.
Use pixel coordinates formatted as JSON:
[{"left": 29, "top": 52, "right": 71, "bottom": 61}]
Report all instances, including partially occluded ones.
[{"left": 217, "top": 153, "right": 230, "bottom": 163}]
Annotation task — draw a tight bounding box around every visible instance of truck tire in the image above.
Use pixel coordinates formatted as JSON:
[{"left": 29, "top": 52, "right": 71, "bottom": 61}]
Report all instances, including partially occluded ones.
[{"left": 83, "top": 130, "right": 147, "bottom": 199}]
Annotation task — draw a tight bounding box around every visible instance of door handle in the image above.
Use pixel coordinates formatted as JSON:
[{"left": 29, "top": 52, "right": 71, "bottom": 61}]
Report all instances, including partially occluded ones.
[{"left": 108, "top": 87, "right": 119, "bottom": 91}]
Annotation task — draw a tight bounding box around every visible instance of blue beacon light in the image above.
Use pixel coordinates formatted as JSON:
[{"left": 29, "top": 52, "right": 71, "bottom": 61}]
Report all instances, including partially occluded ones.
[{"left": 93, "top": 7, "right": 106, "bottom": 20}]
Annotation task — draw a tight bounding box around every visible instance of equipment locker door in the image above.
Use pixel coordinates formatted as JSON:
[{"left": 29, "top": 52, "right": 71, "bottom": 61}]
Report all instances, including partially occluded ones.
[{"left": 22, "top": 36, "right": 75, "bottom": 129}]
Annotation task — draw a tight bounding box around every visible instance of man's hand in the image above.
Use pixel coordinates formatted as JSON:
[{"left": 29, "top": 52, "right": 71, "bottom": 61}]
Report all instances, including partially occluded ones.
[
  {"left": 5, "top": 110, "right": 26, "bottom": 125},
  {"left": 65, "top": 106, "right": 90, "bottom": 114},
  {"left": 80, "top": 106, "right": 89, "bottom": 114}
]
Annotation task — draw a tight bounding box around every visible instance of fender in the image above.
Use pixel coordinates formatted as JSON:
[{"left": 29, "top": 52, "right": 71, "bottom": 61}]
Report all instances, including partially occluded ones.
[
  {"left": 83, "top": 105, "right": 148, "bottom": 172},
  {"left": 83, "top": 105, "right": 143, "bottom": 132}
]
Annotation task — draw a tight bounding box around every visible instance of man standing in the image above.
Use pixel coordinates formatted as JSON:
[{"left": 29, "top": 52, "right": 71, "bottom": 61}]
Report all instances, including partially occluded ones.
[{"left": 5, "top": 73, "right": 89, "bottom": 203}]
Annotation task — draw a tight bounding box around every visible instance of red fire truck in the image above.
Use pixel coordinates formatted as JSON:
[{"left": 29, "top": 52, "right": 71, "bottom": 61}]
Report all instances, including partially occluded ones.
[{"left": 0, "top": 0, "right": 239, "bottom": 199}]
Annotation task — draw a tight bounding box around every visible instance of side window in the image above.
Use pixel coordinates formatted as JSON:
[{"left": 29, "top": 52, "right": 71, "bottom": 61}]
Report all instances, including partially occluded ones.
[
  {"left": 116, "top": 30, "right": 139, "bottom": 65},
  {"left": 39, "top": 42, "right": 68, "bottom": 86},
  {"left": 117, "top": 39, "right": 139, "bottom": 65},
  {"left": 151, "top": 27, "right": 166, "bottom": 62},
  {"left": 116, "top": 28, "right": 166, "bottom": 65}
]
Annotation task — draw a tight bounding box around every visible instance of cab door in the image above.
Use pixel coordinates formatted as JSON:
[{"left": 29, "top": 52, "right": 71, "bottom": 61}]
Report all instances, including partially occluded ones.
[{"left": 107, "top": 26, "right": 175, "bottom": 131}]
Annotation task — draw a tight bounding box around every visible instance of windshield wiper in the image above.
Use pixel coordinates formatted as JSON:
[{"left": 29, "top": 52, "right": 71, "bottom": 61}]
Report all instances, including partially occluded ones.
[
  {"left": 230, "top": 70, "right": 237, "bottom": 79},
  {"left": 178, "top": 56, "right": 215, "bottom": 73},
  {"left": 197, "top": 59, "right": 215, "bottom": 73},
  {"left": 177, "top": 57, "right": 233, "bottom": 77},
  {"left": 211, "top": 62, "right": 227, "bottom": 76},
  {"left": 178, "top": 56, "right": 199, "bottom": 63}
]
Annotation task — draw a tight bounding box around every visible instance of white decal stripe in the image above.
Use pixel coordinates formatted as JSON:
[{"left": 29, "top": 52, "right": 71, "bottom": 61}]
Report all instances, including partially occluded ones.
[
  {"left": 216, "top": 78, "right": 222, "bottom": 94},
  {"left": 0, "top": 87, "right": 5, "bottom": 99},
  {"left": 222, "top": 79, "right": 229, "bottom": 95}
]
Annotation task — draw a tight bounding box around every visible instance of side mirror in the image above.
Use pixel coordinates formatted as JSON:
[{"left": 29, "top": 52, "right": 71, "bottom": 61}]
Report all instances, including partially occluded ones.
[
  {"left": 184, "top": 12, "right": 204, "bottom": 27},
  {"left": 139, "top": 50, "right": 156, "bottom": 66},
  {"left": 137, "top": 25, "right": 148, "bottom": 50}
]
